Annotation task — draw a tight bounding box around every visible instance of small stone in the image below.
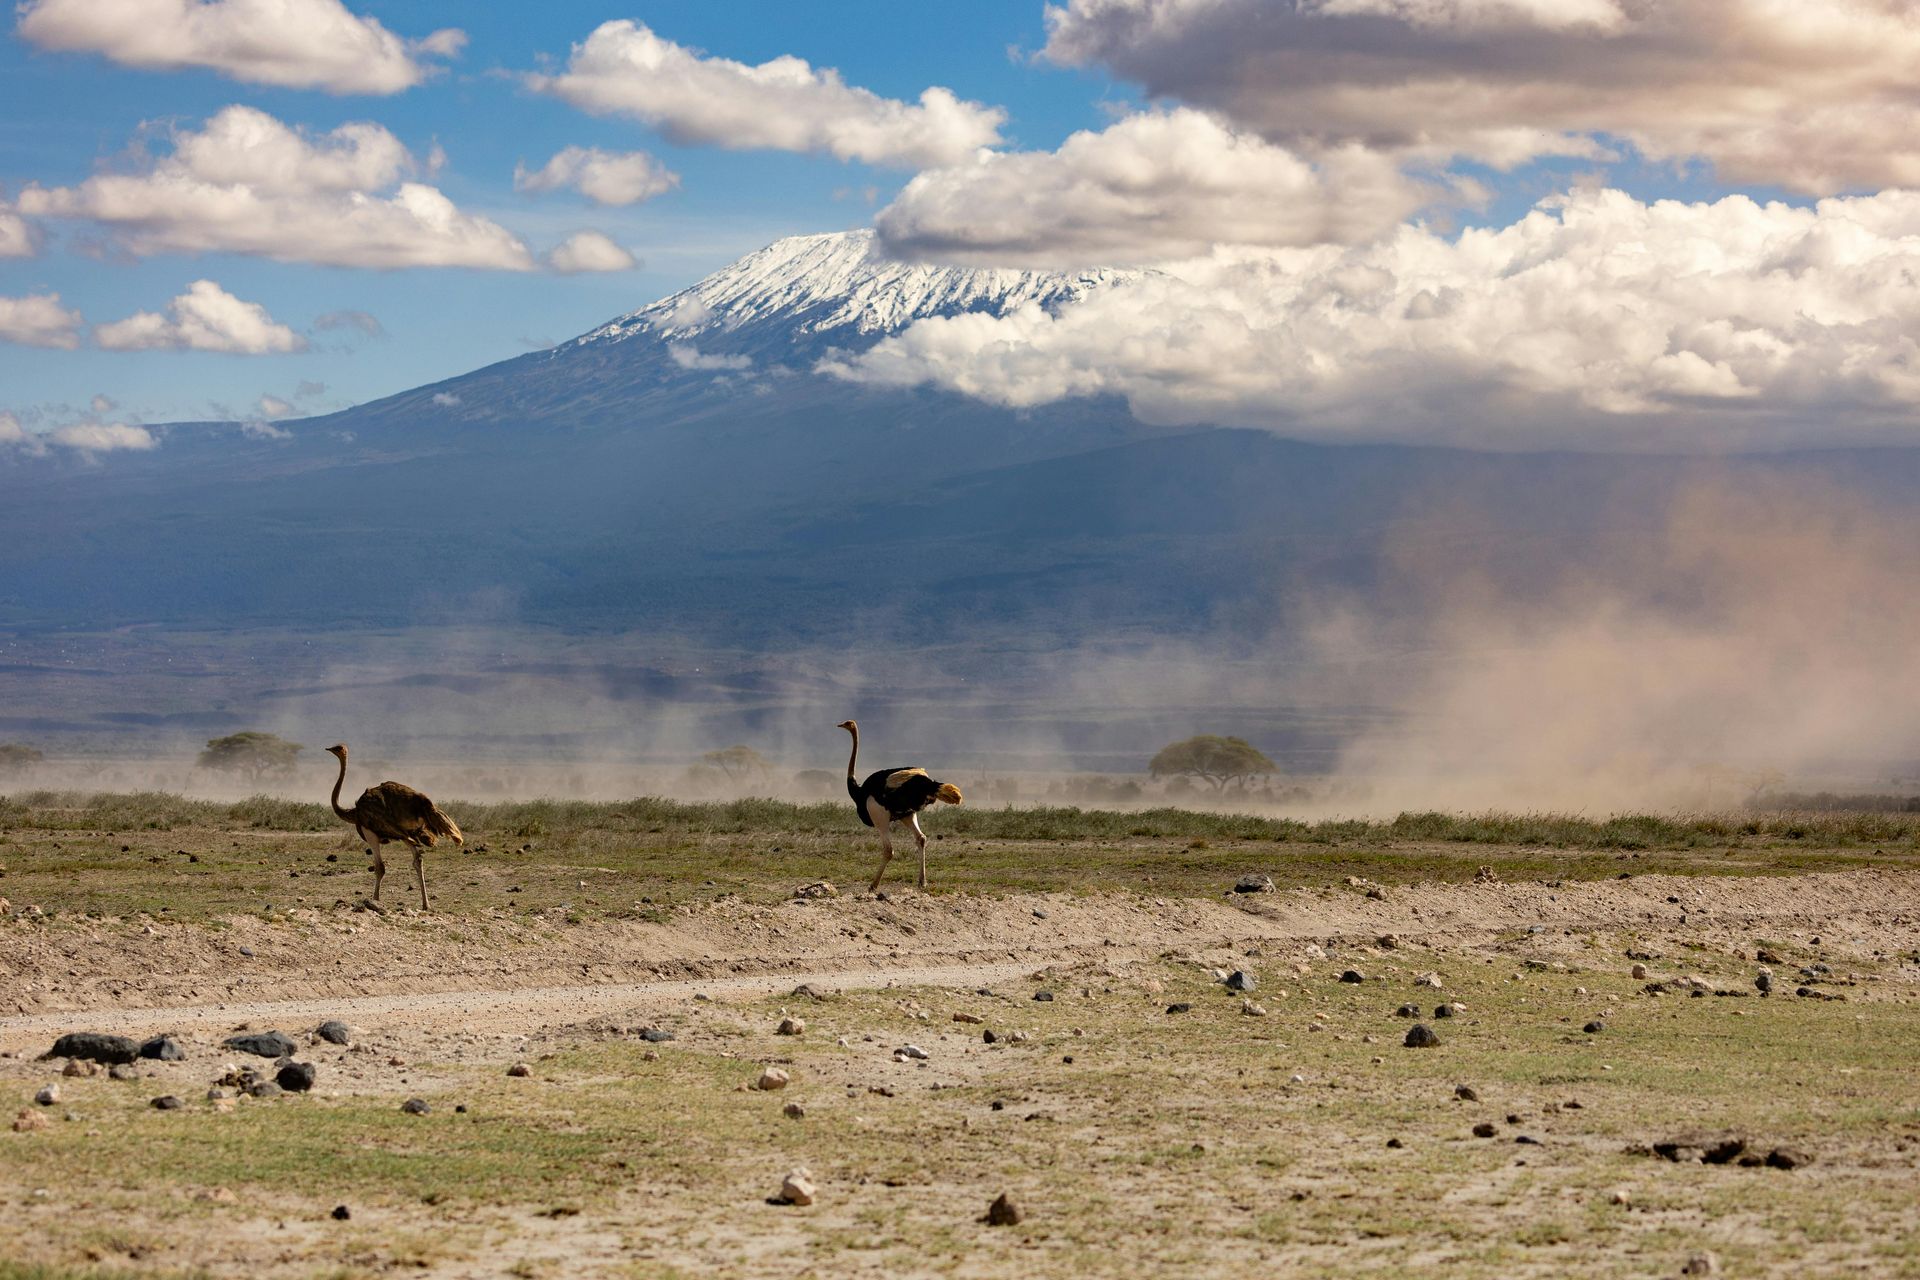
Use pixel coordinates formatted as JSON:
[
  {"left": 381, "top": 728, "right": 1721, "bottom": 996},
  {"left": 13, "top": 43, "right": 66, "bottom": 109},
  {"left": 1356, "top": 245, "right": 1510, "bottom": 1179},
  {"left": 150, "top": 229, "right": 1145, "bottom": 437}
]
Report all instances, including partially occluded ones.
[
  {"left": 1233, "top": 874, "right": 1276, "bottom": 894},
  {"left": 1165, "top": 1002, "right": 1192, "bottom": 1014},
  {"left": 1032, "top": 990, "right": 1055, "bottom": 1002},
  {"left": 1225, "top": 970, "right": 1256, "bottom": 992},
  {"left": 1404, "top": 1024, "right": 1440, "bottom": 1048},
  {"left": 982, "top": 1029, "right": 999, "bottom": 1044},
  {"left": 776, "top": 1017, "right": 806, "bottom": 1036},
  {"left": 61, "top": 1059, "right": 96, "bottom": 1078},
  {"left": 223, "top": 1031, "right": 297, "bottom": 1059},
  {"left": 13, "top": 1109, "right": 50, "bottom": 1132},
  {"left": 1584, "top": 1021, "right": 1606, "bottom": 1034},
  {"left": 139, "top": 1035, "right": 185, "bottom": 1062},
  {"left": 1472, "top": 1122, "right": 1497, "bottom": 1138},
  {"left": 783, "top": 1102, "right": 806, "bottom": 1119},
  {"left": 331, "top": 1205, "right": 351, "bottom": 1221},
  {"left": 276, "top": 1062, "right": 316, "bottom": 1093},
  {"left": 1339, "top": 970, "right": 1365, "bottom": 984},
  {"left": 793, "top": 880, "right": 837, "bottom": 899},
  {"left": 1681, "top": 1251, "right": 1720, "bottom": 1276},
  {"left": 316, "top": 1020, "right": 351, "bottom": 1046},
  {"left": 952, "top": 1011, "right": 984, "bottom": 1024},
  {"left": 1756, "top": 948, "right": 1782, "bottom": 964},
  {"left": 507, "top": 1062, "right": 531, "bottom": 1077},
  {"left": 33, "top": 1084, "right": 59, "bottom": 1106},
  {"left": 1610, "top": 1189, "right": 1631, "bottom": 1206},
  {"left": 108, "top": 1064, "right": 137, "bottom": 1082},
  {"left": 1755, "top": 971, "right": 1773, "bottom": 994},
  {"left": 1515, "top": 1134, "right": 1541, "bottom": 1145},
  {"left": 1241, "top": 1001, "right": 1267, "bottom": 1017},
  {"left": 249, "top": 1081, "right": 284, "bottom": 1099},
  {"left": 1386, "top": 1137, "right": 1404, "bottom": 1149},
  {"left": 46, "top": 1032, "right": 139, "bottom": 1065},
  {"left": 756, "top": 1068, "right": 791, "bottom": 1091},
  {"left": 1765, "top": 1147, "right": 1811, "bottom": 1170},
  {"left": 896, "top": 1044, "right": 930, "bottom": 1061},
  {"left": 638, "top": 1027, "right": 674, "bottom": 1043},
  {"left": 985, "top": 1192, "right": 1024, "bottom": 1226},
  {"left": 1631, "top": 963, "right": 1649, "bottom": 980},
  {"left": 791, "top": 983, "right": 829, "bottom": 1001},
  {"left": 779, "top": 1168, "right": 816, "bottom": 1206},
  {"left": 1414, "top": 972, "right": 1442, "bottom": 989},
  {"left": 1455, "top": 1084, "right": 1479, "bottom": 1101},
  {"left": 401, "top": 1098, "right": 430, "bottom": 1115},
  {"left": 1395, "top": 1003, "right": 1421, "bottom": 1018},
  {"left": 1434, "top": 1003, "right": 1460, "bottom": 1018},
  {"left": 150, "top": 1095, "right": 184, "bottom": 1110}
]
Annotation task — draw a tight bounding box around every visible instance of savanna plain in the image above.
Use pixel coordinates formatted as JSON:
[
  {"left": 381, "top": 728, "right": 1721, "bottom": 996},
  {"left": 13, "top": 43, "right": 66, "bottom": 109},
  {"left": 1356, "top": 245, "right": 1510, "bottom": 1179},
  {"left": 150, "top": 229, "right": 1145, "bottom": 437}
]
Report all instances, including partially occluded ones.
[{"left": 3, "top": 792, "right": 1919, "bottom": 1279}]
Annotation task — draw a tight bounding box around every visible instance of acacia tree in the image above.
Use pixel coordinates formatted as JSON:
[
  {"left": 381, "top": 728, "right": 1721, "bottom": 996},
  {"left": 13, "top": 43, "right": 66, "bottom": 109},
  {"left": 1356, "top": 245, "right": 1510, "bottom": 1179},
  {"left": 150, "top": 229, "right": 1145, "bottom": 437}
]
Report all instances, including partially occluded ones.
[
  {"left": 1148, "top": 735, "right": 1278, "bottom": 790},
  {"left": 197, "top": 732, "right": 302, "bottom": 782},
  {"left": 0, "top": 744, "right": 44, "bottom": 774},
  {"left": 701, "top": 745, "right": 771, "bottom": 782}
]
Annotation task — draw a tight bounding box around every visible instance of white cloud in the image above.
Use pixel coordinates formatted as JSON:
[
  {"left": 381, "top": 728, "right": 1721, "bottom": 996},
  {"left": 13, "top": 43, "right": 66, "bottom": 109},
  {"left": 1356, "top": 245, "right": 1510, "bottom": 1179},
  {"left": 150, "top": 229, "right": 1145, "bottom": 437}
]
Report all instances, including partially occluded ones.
[
  {"left": 828, "top": 186, "right": 1920, "bottom": 452},
  {"left": 314, "top": 309, "right": 384, "bottom": 337},
  {"left": 96, "top": 279, "right": 305, "bottom": 353},
  {"left": 46, "top": 421, "right": 156, "bottom": 452},
  {"left": 0, "top": 293, "right": 83, "bottom": 348},
  {"left": 0, "top": 410, "right": 27, "bottom": 446},
  {"left": 0, "top": 203, "right": 36, "bottom": 257},
  {"left": 515, "top": 146, "right": 679, "bottom": 206},
  {"left": 877, "top": 109, "right": 1435, "bottom": 268},
  {"left": 1043, "top": 0, "right": 1920, "bottom": 192},
  {"left": 668, "top": 342, "right": 752, "bottom": 372},
  {"left": 544, "top": 230, "right": 636, "bottom": 274},
  {"left": 530, "top": 20, "right": 1005, "bottom": 169},
  {"left": 17, "top": 105, "right": 534, "bottom": 270},
  {"left": 16, "top": 0, "right": 463, "bottom": 95},
  {"left": 255, "top": 394, "right": 295, "bottom": 418},
  {"left": 430, "top": 391, "right": 460, "bottom": 406},
  {"left": 90, "top": 393, "right": 117, "bottom": 414}
]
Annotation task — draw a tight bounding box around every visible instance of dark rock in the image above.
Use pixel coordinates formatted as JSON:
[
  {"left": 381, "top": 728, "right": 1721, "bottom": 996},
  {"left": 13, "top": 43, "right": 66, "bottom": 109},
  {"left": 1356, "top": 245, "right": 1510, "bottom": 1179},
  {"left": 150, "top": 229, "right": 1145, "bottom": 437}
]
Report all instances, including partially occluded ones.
[
  {"left": 150, "top": 1095, "right": 184, "bottom": 1110},
  {"left": 985, "top": 1192, "right": 1024, "bottom": 1226},
  {"left": 315, "top": 1020, "right": 351, "bottom": 1045},
  {"left": 1225, "top": 970, "right": 1255, "bottom": 992},
  {"left": 139, "top": 1035, "right": 185, "bottom": 1061},
  {"left": 982, "top": 1029, "right": 999, "bottom": 1044},
  {"left": 1233, "top": 874, "right": 1275, "bottom": 894},
  {"left": 1584, "top": 1021, "right": 1606, "bottom": 1034},
  {"left": 1404, "top": 1024, "right": 1440, "bottom": 1048},
  {"left": 401, "top": 1098, "right": 430, "bottom": 1115},
  {"left": 1506, "top": 1113, "right": 1523, "bottom": 1124},
  {"left": 1472, "top": 1122, "right": 1497, "bottom": 1138},
  {"left": 1756, "top": 948, "right": 1782, "bottom": 964},
  {"left": 1032, "top": 990, "right": 1055, "bottom": 1002},
  {"left": 331, "top": 1205, "right": 351, "bottom": 1221},
  {"left": 1515, "top": 1135, "right": 1542, "bottom": 1145},
  {"left": 1433, "top": 1003, "right": 1456, "bottom": 1018},
  {"left": 224, "top": 1031, "right": 298, "bottom": 1058},
  {"left": 1395, "top": 1003, "right": 1421, "bottom": 1018},
  {"left": 790, "top": 983, "right": 828, "bottom": 1001},
  {"left": 638, "top": 1027, "right": 675, "bottom": 1043},
  {"left": 250, "top": 1081, "right": 285, "bottom": 1099},
  {"left": 1386, "top": 1137, "right": 1404, "bottom": 1148},
  {"left": 1755, "top": 972, "right": 1773, "bottom": 995},
  {"left": 1765, "top": 1147, "right": 1811, "bottom": 1170},
  {"left": 1454, "top": 1084, "right": 1479, "bottom": 1101},
  {"left": 1339, "top": 970, "right": 1365, "bottom": 984},
  {"left": 277, "top": 1062, "right": 317, "bottom": 1093},
  {"left": 45, "top": 1032, "right": 139, "bottom": 1065},
  {"left": 1165, "top": 1002, "right": 1192, "bottom": 1014}
]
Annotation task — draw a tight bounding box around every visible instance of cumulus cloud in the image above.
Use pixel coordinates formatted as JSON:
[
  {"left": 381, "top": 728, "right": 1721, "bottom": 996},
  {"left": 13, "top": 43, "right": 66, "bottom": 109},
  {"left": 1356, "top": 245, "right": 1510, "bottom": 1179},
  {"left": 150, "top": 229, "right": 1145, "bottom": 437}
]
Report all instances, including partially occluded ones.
[
  {"left": 430, "top": 391, "right": 459, "bottom": 406},
  {"left": 45, "top": 421, "right": 156, "bottom": 452},
  {"left": 514, "top": 146, "right": 679, "bottom": 206},
  {"left": 16, "top": 0, "right": 463, "bottom": 95},
  {"left": 0, "top": 203, "right": 37, "bottom": 257},
  {"left": 668, "top": 342, "right": 752, "bottom": 372},
  {"left": 255, "top": 394, "right": 295, "bottom": 418},
  {"left": 17, "top": 105, "right": 534, "bottom": 270},
  {"left": 0, "top": 292, "right": 83, "bottom": 348},
  {"left": 530, "top": 20, "right": 1005, "bottom": 169},
  {"left": 829, "top": 186, "right": 1920, "bottom": 452},
  {"left": 877, "top": 109, "right": 1434, "bottom": 268},
  {"left": 95, "top": 279, "right": 305, "bottom": 353},
  {"left": 1042, "top": 0, "right": 1920, "bottom": 192},
  {"left": 544, "top": 230, "right": 636, "bottom": 274}
]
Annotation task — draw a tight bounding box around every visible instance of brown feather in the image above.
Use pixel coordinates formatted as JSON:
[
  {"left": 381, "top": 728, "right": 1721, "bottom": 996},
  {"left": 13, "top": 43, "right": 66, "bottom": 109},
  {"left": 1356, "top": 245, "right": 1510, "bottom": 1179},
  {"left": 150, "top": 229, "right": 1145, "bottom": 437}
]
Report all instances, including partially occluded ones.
[{"left": 348, "top": 781, "right": 462, "bottom": 846}]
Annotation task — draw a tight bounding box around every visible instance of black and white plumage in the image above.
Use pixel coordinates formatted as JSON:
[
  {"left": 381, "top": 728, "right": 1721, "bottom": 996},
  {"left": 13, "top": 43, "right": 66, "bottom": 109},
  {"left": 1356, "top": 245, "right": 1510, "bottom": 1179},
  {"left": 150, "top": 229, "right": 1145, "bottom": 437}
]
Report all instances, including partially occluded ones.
[{"left": 838, "top": 719, "right": 962, "bottom": 892}]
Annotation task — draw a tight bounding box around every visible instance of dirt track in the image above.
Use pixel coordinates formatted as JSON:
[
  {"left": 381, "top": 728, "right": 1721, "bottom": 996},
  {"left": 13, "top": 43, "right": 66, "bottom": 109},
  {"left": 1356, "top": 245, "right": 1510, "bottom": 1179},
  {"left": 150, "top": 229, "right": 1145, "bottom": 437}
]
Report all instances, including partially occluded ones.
[{"left": 6, "top": 867, "right": 1917, "bottom": 1052}]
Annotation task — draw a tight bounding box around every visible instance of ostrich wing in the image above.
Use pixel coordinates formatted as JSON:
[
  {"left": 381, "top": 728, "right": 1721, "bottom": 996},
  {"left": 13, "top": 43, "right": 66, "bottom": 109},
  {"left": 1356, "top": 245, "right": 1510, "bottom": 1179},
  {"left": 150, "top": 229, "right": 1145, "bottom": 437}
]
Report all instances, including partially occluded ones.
[{"left": 355, "top": 782, "right": 464, "bottom": 845}]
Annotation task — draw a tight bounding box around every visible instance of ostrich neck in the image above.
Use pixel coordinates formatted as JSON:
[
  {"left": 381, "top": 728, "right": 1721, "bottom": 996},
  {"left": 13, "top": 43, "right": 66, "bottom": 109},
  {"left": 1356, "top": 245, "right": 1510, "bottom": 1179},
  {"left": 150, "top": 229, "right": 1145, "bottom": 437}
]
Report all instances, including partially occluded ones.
[
  {"left": 329, "top": 754, "right": 355, "bottom": 820},
  {"left": 844, "top": 726, "right": 860, "bottom": 779}
]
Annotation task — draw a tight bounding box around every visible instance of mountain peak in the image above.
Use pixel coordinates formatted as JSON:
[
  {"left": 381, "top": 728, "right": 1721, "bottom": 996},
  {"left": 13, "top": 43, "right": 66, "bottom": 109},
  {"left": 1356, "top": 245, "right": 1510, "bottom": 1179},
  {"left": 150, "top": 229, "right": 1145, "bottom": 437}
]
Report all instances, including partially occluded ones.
[{"left": 568, "top": 228, "right": 1132, "bottom": 353}]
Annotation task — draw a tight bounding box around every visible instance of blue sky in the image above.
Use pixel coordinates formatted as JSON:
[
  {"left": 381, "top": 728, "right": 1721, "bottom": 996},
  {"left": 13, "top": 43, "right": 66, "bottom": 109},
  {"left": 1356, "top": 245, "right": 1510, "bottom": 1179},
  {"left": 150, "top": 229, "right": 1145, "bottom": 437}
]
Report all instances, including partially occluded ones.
[
  {"left": 3, "top": 0, "right": 1916, "bottom": 454},
  {"left": 0, "top": 2, "right": 1134, "bottom": 425}
]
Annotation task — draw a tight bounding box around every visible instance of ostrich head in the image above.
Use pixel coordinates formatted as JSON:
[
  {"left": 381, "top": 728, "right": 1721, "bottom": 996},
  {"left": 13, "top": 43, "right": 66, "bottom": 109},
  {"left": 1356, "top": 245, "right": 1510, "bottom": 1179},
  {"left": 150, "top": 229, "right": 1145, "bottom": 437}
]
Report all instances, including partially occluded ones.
[
  {"left": 325, "top": 743, "right": 348, "bottom": 760},
  {"left": 837, "top": 720, "right": 857, "bottom": 733}
]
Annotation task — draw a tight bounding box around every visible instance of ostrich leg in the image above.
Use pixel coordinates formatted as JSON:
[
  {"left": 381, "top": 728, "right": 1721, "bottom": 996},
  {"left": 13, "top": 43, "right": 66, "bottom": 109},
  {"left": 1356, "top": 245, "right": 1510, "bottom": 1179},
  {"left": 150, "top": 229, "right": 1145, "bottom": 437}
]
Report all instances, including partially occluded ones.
[
  {"left": 412, "top": 845, "right": 428, "bottom": 910},
  {"left": 361, "top": 829, "right": 386, "bottom": 905},
  {"left": 869, "top": 822, "right": 895, "bottom": 893},
  {"left": 910, "top": 813, "right": 929, "bottom": 889}
]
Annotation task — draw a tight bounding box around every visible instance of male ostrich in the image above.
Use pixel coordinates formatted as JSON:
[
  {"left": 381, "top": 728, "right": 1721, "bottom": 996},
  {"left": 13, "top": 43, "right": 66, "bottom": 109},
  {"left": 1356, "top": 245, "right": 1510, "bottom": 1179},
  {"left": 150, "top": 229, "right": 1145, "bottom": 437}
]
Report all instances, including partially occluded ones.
[
  {"left": 838, "top": 720, "right": 962, "bottom": 892},
  {"left": 325, "top": 743, "right": 462, "bottom": 910}
]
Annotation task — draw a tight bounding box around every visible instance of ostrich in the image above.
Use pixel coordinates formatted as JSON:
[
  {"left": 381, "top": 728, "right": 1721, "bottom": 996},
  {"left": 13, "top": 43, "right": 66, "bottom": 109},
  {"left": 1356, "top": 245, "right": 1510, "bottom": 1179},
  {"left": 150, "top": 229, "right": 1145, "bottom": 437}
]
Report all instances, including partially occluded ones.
[
  {"left": 838, "top": 720, "right": 962, "bottom": 892},
  {"left": 325, "top": 743, "right": 463, "bottom": 910}
]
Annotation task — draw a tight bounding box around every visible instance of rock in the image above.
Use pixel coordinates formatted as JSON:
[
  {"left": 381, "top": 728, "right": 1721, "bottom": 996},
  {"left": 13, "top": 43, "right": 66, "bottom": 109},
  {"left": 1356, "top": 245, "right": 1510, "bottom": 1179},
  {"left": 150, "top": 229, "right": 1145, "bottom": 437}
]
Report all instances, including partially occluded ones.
[
  {"left": 1515, "top": 1134, "right": 1542, "bottom": 1145},
  {"left": 1395, "top": 1003, "right": 1421, "bottom": 1018},
  {"left": 13, "top": 1109, "right": 50, "bottom": 1132},
  {"left": 790, "top": 983, "right": 829, "bottom": 1001},
  {"left": 780, "top": 1168, "right": 816, "bottom": 1206},
  {"left": 1032, "top": 990, "right": 1055, "bottom": 1002},
  {"left": 1472, "top": 1122, "right": 1497, "bottom": 1138},
  {"left": 1455, "top": 1084, "right": 1479, "bottom": 1101},
  {"left": 776, "top": 1017, "right": 806, "bottom": 1036},
  {"left": 150, "top": 1095, "right": 184, "bottom": 1110},
  {"left": 982, "top": 1029, "right": 999, "bottom": 1044},
  {"left": 985, "top": 1192, "right": 1024, "bottom": 1226},
  {"left": 250, "top": 1081, "right": 284, "bottom": 1099},
  {"left": 638, "top": 1027, "right": 675, "bottom": 1043},
  {"left": 33, "top": 1084, "right": 59, "bottom": 1106},
  {"left": 1434, "top": 1003, "right": 1461, "bottom": 1018},
  {"left": 1681, "top": 1251, "right": 1720, "bottom": 1276},
  {"left": 896, "top": 1044, "right": 930, "bottom": 1061},
  {"left": 1165, "top": 1002, "right": 1192, "bottom": 1014},
  {"left": 507, "top": 1062, "right": 531, "bottom": 1078},
  {"left": 1610, "top": 1189, "right": 1631, "bottom": 1205},
  {"left": 952, "top": 1011, "right": 984, "bottom": 1024},
  {"left": 1584, "top": 1021, "right": 1606, "bottom": 1034},
  {"left": 1225, "top": 970, "right": 1256, "bottom": 992},
  {"left": 108, "top": 1064, "right": 138, "bottom": 1081},
  {"left": 46, "top": 1032, "right": 139, "bottom": 1065},
  {"left": 783, "top": 1102, "right": 806, "bottom": 1120},
  {"left": 1631, "top": 963, "right": 1649, "bottom": 980},
  {"left": 1404, "top": 1024, "right": 1440, "bottom": 1048},
  {"left": 139, "top": 1035, "right": 185, "bottom": 1062},
  {"left": 1339, "top": 970, "right": 1365, "bottom": 984},
  {"left": 1755, "top": 971, "right": 1773, "bottom": 994},
  {"left": 1386, "top": 1137, "right": 1404, "bottom": 1149},
  {"left": 1473, "top": 865, "right": 1499, "bottom": 884},
  {"left": 224, "top": 1031, "right": 297, "bottom": 1059},
  {"left": 756, "top": 1068, "right": 791, "bottom": 1091},
  {"left": 195, "top": 1186, "right": 238, "bottom": 1205},
  {"left": 1765, "top": 1147, "right": 1811, "bottom": 1170},
  {"left": 61, "top": 1060, "right": 97, "bottom": 1078},
  {"left": 400, "top": 1098, "right": 430, "bottom": 1115},
  {"left": 793, "top": 880, "right": 837, "bottom": 899},
  {"left": 1233, "top": 874, "right": 1276, "bottom": 894},
  {"left": 1756, "top": 948, "right": 1782, "bottom": 964},
  {"left": 276, "top": 1062, "right": 316, "bottom": 1093},
  {"left": 315, "top": 1020, "right": 352, "bottom": 1046},
  {"left": 1241, "top": 1001, "right": 1267, "bottom": 1017},
  {"left": 331, "top": 1205, "right": 351, "bottom": 1221},
  {"left": 1414, "top": 972, "right": 1443, "bottom": 989}
]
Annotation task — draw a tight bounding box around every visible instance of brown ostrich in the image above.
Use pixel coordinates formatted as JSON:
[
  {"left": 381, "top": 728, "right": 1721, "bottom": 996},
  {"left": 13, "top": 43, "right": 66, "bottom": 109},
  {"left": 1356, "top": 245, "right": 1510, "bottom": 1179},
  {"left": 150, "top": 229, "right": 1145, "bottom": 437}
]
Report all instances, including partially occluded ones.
[
  {"left": 838, "top": 720, "right": 962, "bottom": 892},
  {"left": 325, "top": 743, "right": 462, "bottom": 910}
]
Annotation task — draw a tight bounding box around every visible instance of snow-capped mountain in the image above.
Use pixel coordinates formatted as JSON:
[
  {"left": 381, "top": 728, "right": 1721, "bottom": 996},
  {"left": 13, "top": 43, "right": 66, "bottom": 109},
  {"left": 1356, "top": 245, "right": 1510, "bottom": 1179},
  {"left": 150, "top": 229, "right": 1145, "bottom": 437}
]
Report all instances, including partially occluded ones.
[{"left": 570, "top": 229, "right": 1131, "bottom": 355}]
